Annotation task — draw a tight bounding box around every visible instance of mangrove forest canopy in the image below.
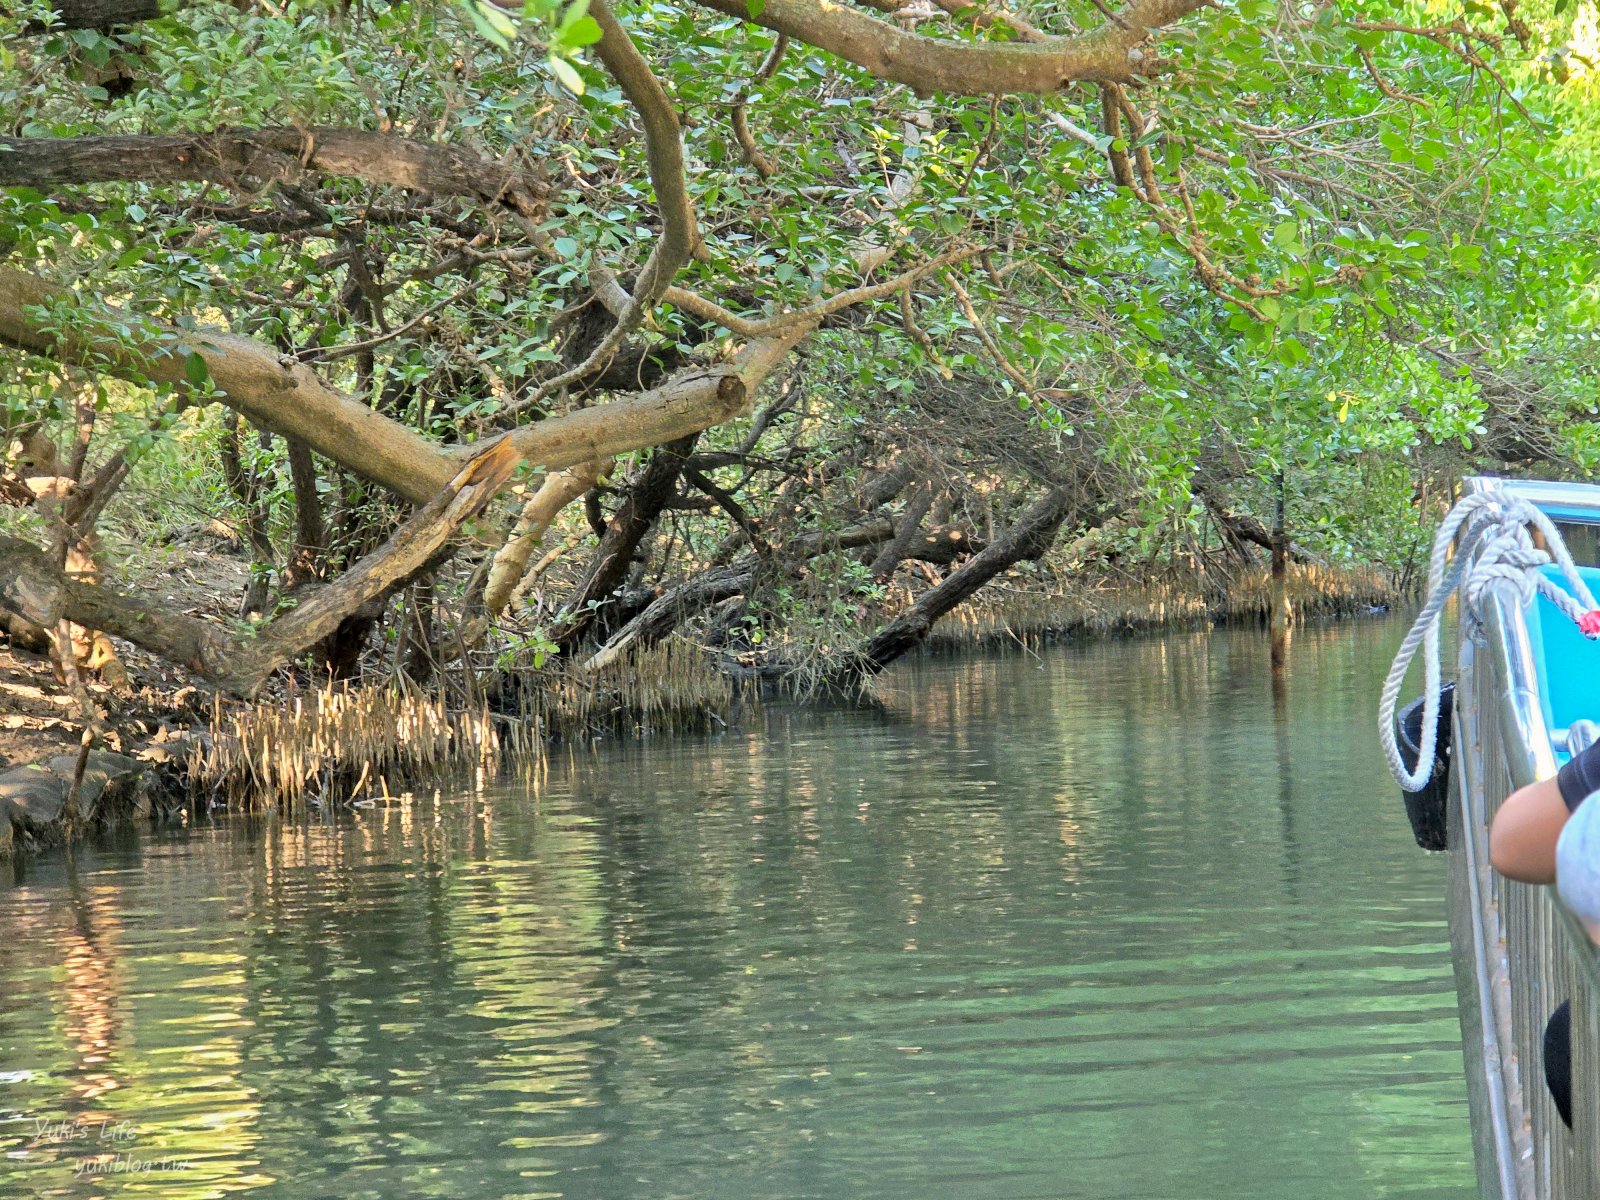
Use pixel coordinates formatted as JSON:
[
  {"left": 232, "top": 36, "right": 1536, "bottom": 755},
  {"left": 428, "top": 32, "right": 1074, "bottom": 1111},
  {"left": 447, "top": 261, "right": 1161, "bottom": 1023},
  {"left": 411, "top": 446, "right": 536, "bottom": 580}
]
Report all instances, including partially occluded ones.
[{"left": 2, "top": 0, "right": 1600, "bottom": 699}]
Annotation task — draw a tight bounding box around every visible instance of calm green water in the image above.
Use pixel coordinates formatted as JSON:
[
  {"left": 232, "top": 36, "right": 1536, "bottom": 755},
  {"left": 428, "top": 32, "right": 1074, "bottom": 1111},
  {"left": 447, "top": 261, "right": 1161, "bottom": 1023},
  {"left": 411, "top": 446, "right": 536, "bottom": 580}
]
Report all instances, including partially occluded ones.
[{"left": 0, "top": 620, "right": 1474, "bottom": 1199}]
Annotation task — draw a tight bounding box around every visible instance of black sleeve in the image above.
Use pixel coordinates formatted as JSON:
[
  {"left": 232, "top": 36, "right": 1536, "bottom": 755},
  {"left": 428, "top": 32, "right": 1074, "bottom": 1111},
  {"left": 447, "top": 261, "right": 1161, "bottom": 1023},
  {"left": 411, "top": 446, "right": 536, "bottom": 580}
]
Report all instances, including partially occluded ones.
[{"left": 1558, "top": 740, "right": 1600, "bottom": 812}]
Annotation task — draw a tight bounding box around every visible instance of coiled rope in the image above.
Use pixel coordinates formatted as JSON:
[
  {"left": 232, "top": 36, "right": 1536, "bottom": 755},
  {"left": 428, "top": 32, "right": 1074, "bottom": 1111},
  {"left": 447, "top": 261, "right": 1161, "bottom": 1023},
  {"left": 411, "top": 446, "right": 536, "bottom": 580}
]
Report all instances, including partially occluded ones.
[{"left": 1379, "top": 488, "right": 1600, "bottom": 792}]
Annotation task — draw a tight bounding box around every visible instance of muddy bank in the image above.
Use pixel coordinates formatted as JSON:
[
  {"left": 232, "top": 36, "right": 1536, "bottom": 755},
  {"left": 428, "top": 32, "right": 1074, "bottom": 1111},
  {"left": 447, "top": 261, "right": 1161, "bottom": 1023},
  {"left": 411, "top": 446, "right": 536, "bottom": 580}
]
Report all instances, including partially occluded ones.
[
  {"left": 0, "top": 641, "right": 205, "bottom": 858},
  {"left": 0, "top": 749, "right": 152, "bottom": 858}
]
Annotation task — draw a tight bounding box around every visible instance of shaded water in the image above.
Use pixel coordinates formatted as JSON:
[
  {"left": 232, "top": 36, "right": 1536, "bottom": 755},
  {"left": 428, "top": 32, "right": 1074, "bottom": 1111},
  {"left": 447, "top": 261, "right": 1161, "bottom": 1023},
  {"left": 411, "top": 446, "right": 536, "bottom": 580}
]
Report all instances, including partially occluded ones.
[{"left": 0, "top": 620, "right": 1474, "bottom": 1198}]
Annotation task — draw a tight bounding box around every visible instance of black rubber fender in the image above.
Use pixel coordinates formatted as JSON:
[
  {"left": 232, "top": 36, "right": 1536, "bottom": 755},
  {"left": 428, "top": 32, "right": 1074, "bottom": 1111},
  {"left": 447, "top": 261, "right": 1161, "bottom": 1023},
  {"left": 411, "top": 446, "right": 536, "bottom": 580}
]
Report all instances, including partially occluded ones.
[{"left": 1396, "top": 683, "right": 1455, "bottom": 852}]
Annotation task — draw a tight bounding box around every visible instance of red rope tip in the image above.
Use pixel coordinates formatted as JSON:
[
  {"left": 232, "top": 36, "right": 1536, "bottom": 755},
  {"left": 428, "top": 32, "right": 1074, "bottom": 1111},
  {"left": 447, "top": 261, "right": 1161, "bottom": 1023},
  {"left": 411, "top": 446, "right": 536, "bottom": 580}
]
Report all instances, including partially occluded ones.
[{"left": 1581, "top": 611, "right": 1600, "bottom": 639}]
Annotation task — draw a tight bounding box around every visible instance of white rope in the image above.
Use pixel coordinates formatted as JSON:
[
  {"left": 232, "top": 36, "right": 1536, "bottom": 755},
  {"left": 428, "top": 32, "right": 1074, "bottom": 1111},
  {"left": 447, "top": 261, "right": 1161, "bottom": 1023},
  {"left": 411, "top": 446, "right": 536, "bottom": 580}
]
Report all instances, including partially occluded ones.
[{"left": 1379, "top": 487, "right": 1600, "bottom": 792}]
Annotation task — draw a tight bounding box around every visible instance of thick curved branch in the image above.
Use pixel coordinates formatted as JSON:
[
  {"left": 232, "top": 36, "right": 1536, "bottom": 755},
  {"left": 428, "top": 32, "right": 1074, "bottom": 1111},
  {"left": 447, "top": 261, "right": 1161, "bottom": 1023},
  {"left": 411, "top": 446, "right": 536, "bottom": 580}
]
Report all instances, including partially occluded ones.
[
  {"left": 663, "top": 244, "right": 979, "bottom": 337},
  {"left": 590, "top": 0, "right": 698, "bottom": 302},
  {"left": 689, "top": 0, "right": 1204, "bottom": 92},
  {"left": 553, "top": 433, "right": 703, "bottom": 651},
  {"left": 0, "top": 265, "right": 453, "bottom": 502},
  {"left": 506, "top": 0, "right": 700, "bottom": 412},
  {"left": 0, "top": 266, "right": 802, "bottom": 503},
  {"left": 481, "top": 459, "right": 610, "bottom": 620},
  {"left": 9, "top": 0, "right": 164, "bottom": 30},
  {"left": 0, "top": 128, "right": 547, "bottom": 218},
  {"left": 868, "top": 480, "right": 936, "bottom": 580}
]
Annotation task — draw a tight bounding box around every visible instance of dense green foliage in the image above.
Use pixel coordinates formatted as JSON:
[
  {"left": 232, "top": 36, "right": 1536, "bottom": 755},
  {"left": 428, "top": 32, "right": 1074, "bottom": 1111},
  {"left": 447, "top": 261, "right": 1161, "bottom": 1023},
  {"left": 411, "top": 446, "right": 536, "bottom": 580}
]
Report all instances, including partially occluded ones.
[{"left": 2, "top": 0, "right": 1599, "bottom": 689}]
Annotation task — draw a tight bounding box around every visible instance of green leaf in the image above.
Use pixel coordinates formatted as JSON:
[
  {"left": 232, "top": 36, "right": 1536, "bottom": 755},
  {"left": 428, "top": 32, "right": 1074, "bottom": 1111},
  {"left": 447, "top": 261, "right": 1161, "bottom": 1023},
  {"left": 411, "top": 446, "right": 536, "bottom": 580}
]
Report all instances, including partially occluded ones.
[
  {"left": 558, "top": 15, "right": 602, "bottom": 46},
  {"left": 1275, "top": 336, "right": 1308, "bottom": 365},
  {"left": 183, "top": 350, "right": 211, "bottom": 388},
  {"left": 464, "top": 0, "right": 519, "bottom": 49},
  {"left": 548, "top": 54, "right": 585, "bottom": 94},
  {"left": 1449, "top": 242, "right": 1484, "bottom": 274},
  {"left": 1379, "top": 128, "right": 1412, "bottom": 164}
]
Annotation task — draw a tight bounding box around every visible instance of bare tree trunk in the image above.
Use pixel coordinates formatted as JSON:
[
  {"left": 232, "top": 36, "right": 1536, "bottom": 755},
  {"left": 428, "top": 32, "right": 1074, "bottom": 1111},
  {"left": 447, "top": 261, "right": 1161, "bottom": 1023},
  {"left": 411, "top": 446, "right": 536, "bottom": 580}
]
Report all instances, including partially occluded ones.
[
  {"left": 219, "top": 413, "right": 275, "bottom": 615},
  {"left": 868, "top": 481, "right": 936, "bottom": 581},
  {"left": 1269, "top": 470, "right": 1292, "bottom": 675},
  {"left": 1195, "top": 481, "right": 1322, "bottom": 566},
  {"left": 842, "top": 486, "right": 1091, "bottom": 681},
  {"left": 555, "top": 435, "right": 700, "bottom": 652},
  {"left": 283, "top": 437, "right": 326, "bottom": 590}
]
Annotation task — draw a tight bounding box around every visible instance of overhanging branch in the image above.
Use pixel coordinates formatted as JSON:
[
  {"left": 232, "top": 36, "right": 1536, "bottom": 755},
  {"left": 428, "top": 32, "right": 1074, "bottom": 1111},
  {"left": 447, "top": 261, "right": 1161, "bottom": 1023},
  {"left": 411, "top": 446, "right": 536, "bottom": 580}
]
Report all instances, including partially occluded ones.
[
  {"left": 688, "top": 0, "right": 1204, "bottom": 91},
  {"left": 0, "top": 266, "right": 806, "bottom": 504},
  {"left": 0, "top": 128, "right": 548, "bottom": 218}
]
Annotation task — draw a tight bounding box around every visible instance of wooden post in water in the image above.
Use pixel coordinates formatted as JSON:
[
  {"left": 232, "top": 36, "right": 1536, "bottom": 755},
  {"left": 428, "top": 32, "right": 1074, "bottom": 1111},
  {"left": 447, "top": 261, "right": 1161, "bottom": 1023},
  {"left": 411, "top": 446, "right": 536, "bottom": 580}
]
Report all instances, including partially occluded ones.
[{"left": 1270, "top": 470, "right": 1293, "bottom": 674}]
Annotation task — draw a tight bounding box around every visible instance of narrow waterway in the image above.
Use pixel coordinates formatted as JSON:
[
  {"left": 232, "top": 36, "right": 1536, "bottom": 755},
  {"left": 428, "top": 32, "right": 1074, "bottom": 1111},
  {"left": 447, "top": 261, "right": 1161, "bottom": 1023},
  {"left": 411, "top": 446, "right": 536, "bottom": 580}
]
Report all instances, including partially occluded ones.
[{"left": 0, "top": 619, "right": 1474, "bottom": 1199}]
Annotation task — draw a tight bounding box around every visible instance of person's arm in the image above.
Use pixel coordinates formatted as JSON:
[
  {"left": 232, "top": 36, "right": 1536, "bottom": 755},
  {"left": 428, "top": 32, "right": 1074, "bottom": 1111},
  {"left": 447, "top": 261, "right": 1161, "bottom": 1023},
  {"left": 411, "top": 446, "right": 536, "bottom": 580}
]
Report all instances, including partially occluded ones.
[
  {"left": 1491, "top": 777, "right": 1572, "bottom": 883},
  {"left": 1490, "top": 740, "right": 1600, "bottom": 883}
]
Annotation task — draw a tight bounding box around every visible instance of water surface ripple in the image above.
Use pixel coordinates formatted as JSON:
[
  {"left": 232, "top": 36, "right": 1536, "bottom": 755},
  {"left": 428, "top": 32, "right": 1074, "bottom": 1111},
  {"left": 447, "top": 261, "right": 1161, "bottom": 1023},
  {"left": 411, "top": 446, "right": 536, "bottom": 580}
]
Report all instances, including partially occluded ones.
[{"left": 0, "top": 620, "right": 1473, "bottom": 1198}]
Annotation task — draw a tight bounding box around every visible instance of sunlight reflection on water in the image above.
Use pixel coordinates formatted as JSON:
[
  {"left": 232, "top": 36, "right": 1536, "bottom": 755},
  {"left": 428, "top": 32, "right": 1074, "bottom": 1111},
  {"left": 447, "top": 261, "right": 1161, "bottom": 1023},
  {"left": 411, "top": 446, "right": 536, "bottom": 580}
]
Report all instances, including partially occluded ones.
[{"left": 0, "top": 618, "right": 1473, "bottom": 1199}]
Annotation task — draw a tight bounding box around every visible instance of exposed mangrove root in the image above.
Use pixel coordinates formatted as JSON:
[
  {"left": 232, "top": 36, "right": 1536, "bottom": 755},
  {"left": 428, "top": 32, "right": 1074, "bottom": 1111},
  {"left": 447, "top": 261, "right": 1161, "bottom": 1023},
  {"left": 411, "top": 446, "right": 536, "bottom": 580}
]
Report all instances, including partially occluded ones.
[
  {"left": 0, "top": 553, "right": 1398, "bottom": 855},
  {"left": 925, "top": 562, "right": 1397, "bottom": 649},
  {"left": 501, "top": 637, "right": 738, "bottom": 741},
  {"left": 187, "top": 680, "right": 503, "bottom": 810},
  {"left": 182, "top": 638, "right": 738, "bottom": 812}
]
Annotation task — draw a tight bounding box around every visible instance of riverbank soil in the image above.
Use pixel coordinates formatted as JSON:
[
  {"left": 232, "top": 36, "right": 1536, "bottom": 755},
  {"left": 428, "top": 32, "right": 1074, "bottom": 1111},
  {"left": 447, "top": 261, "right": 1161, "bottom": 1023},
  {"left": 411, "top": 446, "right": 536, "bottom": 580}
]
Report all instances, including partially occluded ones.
[
  {"left": 0, "top": 643, "right": 179, "bottom": 856},
  {"left": 0, "top": 530, "right": 261, "bottom": 854}
]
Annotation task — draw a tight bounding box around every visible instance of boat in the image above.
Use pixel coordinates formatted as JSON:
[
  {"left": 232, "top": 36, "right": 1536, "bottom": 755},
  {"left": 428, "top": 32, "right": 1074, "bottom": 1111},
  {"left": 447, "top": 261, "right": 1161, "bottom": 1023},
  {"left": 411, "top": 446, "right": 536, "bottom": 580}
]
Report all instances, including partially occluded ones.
[{"left": 1386, "top": 477, "right": 1600, "bottom": 1197}]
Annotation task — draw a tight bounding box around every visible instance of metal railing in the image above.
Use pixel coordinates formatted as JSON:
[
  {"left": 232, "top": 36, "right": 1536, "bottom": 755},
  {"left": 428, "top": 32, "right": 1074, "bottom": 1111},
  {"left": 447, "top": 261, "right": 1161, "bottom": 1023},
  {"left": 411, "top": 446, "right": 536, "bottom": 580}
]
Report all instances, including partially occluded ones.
[{"left": 1451, "top": 478, "right": 1600, "bottom": 1198}]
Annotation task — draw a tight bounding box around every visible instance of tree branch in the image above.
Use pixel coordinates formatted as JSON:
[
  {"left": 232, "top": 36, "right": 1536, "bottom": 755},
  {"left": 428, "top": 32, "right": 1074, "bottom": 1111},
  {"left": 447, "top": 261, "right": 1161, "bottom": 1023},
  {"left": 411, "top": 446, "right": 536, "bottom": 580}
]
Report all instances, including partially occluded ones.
[
  {"left": 0, "top": 265, "right": 804, "bottom": 504},
  {"left": 663, "top": 245, "right": 979, "bottom": 337},
  {"left": 0, "top": 128, "right": 547, "bottom": 219},
  {"left": 688, "top": 0, "right": 1204, "bottom": 92},
  {"left": 0, "top": 441, "right": 522, "bottom": 694},
  {"left": 499, "top": 0, "right": 701, "bottom": 413}
]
